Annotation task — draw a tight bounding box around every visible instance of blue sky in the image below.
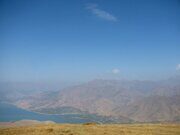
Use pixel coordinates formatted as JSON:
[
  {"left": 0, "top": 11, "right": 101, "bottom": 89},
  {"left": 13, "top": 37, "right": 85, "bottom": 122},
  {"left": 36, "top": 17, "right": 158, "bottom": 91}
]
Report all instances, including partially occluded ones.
[{"left": 0, "top": 0, "right": 180, "bottom": 82}]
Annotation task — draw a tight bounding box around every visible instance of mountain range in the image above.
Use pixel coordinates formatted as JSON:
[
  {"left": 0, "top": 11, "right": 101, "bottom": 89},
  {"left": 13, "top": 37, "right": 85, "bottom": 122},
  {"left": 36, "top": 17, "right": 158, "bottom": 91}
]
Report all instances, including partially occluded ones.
[{"left": 1, "top": 76, "right": 180, "bottom": 123}]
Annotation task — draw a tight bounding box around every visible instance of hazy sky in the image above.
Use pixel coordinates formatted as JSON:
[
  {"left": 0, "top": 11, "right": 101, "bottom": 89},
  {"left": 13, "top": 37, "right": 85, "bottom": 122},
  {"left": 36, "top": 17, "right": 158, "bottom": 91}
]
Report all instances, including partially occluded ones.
[{"left": 0, "top": 0, "right": 180, "bottom": 82}]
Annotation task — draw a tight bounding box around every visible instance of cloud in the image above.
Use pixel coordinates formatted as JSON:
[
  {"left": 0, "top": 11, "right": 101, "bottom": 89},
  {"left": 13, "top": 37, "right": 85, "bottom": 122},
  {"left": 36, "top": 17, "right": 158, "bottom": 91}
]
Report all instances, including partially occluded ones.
[
  {"left": 176, "top": 64, "right": 180, "bottom": 70},
  {"left": 86, "top": 4, "right": 117, "bottom": 21},
  {"left": 112, "top": 68, "right": 120, "bottom": 74}
]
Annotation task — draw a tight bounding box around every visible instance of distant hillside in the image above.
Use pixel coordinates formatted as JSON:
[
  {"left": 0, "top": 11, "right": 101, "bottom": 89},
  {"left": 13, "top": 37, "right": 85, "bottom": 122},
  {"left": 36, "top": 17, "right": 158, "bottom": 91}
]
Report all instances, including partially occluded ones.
[
  {"left": 1, "top": 76, "right": 180, "bottom": 123},
  {"left": 115, "top": 95, "right": 180, "bottom": 122},
  {"left": 0, "top": 120, "right": 55, "bottom": 128}
]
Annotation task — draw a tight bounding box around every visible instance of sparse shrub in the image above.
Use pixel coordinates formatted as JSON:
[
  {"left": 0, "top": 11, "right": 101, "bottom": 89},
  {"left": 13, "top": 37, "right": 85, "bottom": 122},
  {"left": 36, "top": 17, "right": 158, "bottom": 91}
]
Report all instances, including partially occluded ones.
[
  {"left": 46, "top": 128, "right": 53, "bottom": 133},
  {"left": 83, "top": 122, "right": 98, "bottom": 125}
]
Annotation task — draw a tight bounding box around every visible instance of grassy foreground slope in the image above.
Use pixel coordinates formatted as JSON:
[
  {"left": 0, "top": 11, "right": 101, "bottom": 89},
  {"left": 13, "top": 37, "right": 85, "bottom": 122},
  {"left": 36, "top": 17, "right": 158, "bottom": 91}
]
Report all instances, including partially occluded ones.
[{"left": 0, "top": 124, "right": 180, "bottom": 135}]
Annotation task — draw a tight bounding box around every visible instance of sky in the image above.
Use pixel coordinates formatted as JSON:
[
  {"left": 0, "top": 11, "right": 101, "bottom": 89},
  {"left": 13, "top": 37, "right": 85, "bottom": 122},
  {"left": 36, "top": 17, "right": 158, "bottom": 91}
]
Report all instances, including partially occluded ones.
[{"left": 0, "top": 0, "right": 180, "bottom": 83}]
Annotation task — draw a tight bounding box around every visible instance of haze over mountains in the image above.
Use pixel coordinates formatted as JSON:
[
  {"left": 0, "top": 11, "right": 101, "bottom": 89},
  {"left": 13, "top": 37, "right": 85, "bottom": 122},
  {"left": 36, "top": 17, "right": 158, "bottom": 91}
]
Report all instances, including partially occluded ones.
[{"left": 0, "top": 76, "right": 180, "bottom": 123}]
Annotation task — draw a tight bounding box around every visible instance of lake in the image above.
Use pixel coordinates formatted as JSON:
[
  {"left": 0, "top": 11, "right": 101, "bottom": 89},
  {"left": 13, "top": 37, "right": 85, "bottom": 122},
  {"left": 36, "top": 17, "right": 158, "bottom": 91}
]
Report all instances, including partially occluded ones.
[{"left": 0, "top": 102, "right": 94, "bottom": 123}]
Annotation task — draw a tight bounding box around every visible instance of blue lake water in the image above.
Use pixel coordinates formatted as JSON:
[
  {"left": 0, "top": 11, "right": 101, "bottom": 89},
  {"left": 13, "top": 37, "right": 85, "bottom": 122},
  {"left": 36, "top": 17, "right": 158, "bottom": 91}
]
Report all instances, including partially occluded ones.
[{"left": 0, "top": 102, "right": 93, "bottom": 123}]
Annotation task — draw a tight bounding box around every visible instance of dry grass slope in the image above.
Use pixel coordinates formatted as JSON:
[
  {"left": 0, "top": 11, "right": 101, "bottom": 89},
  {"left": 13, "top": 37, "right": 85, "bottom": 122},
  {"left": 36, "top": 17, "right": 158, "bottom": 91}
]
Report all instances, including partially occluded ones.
[{"left": 0, "top": 124, "right": 180, "bottom": 135}]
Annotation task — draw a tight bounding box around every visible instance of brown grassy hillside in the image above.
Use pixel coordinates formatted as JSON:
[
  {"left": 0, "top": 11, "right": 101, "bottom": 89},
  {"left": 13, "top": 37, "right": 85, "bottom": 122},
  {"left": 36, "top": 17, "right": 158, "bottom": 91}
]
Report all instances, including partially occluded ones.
[{"left": 0, "top": 124, "right": 180, "bottom": 135}]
